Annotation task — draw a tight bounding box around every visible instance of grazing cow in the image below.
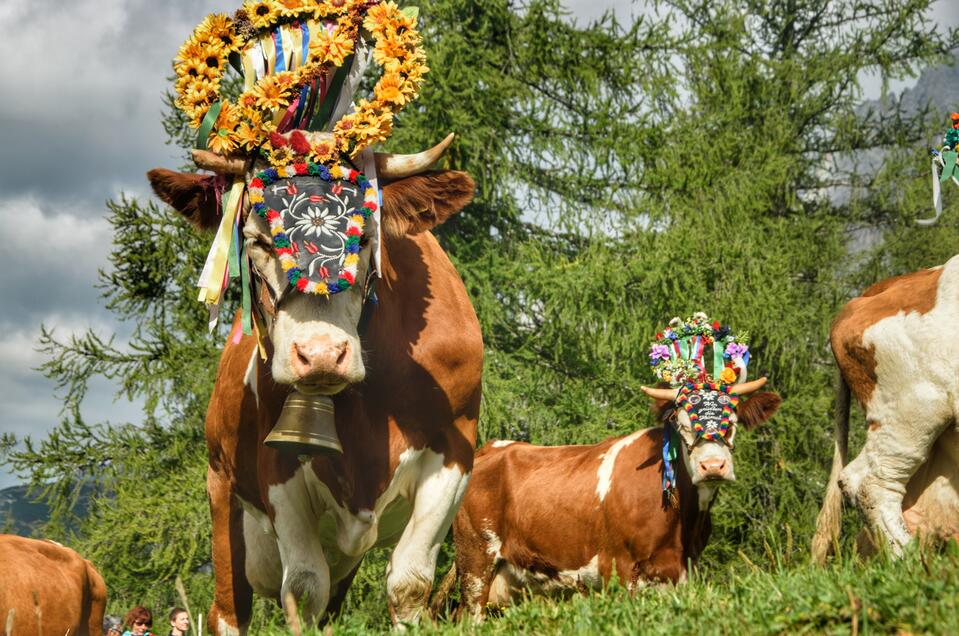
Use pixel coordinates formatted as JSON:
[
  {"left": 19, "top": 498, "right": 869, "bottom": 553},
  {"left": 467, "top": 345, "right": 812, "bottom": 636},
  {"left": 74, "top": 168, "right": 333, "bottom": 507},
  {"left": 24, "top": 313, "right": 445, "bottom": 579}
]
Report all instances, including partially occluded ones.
[
  {"left": 147, "top": 134, "right": 483, "bottom": 632},
  {"left": 812, "top": 257, "right": 959, "bottom": 562},
  {"left": 0, "top": 534, "right": 106, "bottom": 635},
  {"left": 450, "top": 379, "right": 780, "bottom": 619}
]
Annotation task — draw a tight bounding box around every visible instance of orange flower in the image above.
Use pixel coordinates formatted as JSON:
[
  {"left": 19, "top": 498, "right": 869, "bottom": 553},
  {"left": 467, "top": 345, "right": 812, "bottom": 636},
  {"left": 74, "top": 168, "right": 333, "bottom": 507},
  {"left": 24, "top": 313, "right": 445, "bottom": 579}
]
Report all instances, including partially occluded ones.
[
  {"left": 374, "top": 73, "right": 406, "bottom": 106},
  {"left": 252, "top": 75, "right": 291, "bottom": 111},
  {"left": 276, "top": 0, "right": 310, "bottom": 18}
]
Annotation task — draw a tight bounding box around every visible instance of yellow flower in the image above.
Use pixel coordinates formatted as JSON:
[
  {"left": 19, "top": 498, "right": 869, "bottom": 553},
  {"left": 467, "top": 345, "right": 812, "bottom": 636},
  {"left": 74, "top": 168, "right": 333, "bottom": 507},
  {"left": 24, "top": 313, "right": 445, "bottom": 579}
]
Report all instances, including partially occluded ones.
[
  {"left": 195, "top": 14, "right": 238, "bottom": 51},
  {"left": 252, "top": 75, "right": 291, "bottom": 111},
  {"left": 364, "top": 2, "right": 401, "bottom": 34},
  {"left": 269, "top": 145, "right": 295, "bottom": 167},
  {"left": 243, "top": 0, "right": 280, "bottom": 31},
  {"left": 276, "top": 0, "right": 310, "bottom": 18},
  {"left": 234, "top": 121, "right": 263, "bottom": 150},
  {"left": 374, "top": 72, "right": 406, "bottom": 106},
  {"left": 309, "top": 139, "right": 337, "bottom": 164},
  {"left": 207, "top": 129, "right": 238, "bottom": 154},
  {"left": 720, "top": 367, "right": 738, "bottom": 385},
  {"left": 313, "top": 28, "right": 354, "bottom": 66}
]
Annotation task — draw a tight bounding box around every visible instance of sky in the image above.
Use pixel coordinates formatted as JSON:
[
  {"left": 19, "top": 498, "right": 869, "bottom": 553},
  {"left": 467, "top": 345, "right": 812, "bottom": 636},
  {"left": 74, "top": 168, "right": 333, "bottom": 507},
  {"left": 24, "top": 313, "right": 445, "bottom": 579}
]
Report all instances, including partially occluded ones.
[{"left": 0, "top": 0, "right": 956, "bottom": 490}]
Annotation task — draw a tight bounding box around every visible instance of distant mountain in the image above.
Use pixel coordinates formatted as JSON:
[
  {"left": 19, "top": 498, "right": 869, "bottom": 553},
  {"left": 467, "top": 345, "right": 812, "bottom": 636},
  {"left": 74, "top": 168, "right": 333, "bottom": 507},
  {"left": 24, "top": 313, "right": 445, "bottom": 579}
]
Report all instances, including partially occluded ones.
[
  {"left": 0, "top": 484, "right": 51, "bottom": 536},
  {"left": 895, "top": 51, "right": 959, "bottom": 118}
]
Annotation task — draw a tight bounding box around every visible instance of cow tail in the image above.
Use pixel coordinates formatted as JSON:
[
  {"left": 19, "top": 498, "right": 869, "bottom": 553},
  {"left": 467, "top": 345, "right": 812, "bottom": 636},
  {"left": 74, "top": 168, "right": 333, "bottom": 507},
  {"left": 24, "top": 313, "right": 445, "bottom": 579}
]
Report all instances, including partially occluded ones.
[
  {"left": 429, "top": 562, "right": 458, "bottom": 619},
  {"left": 811, "top": 370, "right": 851, "bottom": 564}
]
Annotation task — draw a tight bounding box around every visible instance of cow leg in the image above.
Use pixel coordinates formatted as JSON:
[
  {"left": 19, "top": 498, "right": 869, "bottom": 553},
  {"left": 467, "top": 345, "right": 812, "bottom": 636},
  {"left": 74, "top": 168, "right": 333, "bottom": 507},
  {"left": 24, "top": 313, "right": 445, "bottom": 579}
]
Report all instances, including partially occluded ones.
[
  {"left": 839, "top": 405, "right": 950, "bottom": 554},
  {"left": 270, "top": 473, "right": 332, "bottom": 623},
  {"left": 387, "top": 449, "right": 470, "bottom": 625},
  {"left": 208, "top": 468, "right": 254, "bottom": 636}
]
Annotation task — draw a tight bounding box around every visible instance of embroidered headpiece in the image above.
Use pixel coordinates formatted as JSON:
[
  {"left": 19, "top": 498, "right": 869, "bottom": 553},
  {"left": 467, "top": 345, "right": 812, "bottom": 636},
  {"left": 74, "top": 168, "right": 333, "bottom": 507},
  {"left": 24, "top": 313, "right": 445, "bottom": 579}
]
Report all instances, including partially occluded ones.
[{"left": 924, "top": 112, "right": 959, "bottom": 225}]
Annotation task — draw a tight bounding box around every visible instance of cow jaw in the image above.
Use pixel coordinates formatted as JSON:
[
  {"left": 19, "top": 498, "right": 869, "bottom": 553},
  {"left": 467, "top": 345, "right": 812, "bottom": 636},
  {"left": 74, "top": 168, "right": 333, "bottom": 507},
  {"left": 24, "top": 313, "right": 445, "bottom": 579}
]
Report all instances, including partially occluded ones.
[{"left": 244, "top": 213, "right": 370, "bottom": 391}]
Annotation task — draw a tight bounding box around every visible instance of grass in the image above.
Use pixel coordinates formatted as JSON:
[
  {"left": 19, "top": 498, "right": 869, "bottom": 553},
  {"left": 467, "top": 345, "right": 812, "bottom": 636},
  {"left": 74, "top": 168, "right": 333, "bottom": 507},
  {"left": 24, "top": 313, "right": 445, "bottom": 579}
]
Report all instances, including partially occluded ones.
[{"left": 261, "top": 542, "right": 959, "bottom": 635}]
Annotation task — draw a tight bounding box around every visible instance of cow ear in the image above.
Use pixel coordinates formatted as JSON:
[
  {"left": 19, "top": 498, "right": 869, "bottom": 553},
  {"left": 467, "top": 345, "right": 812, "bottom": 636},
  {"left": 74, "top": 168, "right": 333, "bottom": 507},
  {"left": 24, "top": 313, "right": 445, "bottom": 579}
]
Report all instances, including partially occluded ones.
[
  {"left": 737, "top": 392, "right": 782, "bottom": 430},
  {"left": 380, "top": 170, "right": 474, "bottom": 237},
  {"left": 147, "top": 169, "right": 221, "bottom": 231}
]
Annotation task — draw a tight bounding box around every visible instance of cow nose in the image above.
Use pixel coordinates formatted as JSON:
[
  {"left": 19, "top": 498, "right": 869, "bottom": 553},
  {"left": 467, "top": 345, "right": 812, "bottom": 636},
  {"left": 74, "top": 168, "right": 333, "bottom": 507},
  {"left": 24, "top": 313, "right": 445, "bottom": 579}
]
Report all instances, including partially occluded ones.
[
  {"left": 699, "top": 457, "right": 728, "bottom": 480},
  {"left": 290, "top": 336, "right": 351, "bottom": 382}
]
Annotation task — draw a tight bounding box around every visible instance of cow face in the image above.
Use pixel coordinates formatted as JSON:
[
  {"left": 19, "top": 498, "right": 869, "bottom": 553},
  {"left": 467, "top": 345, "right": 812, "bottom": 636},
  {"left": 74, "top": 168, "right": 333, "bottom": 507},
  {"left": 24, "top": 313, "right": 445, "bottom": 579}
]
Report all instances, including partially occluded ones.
[
  {"left": 671, "top": 386, "right": 781, "bottom": 485},
  {"left": 147, "top": 135, "right": 474, "bottom": 393},
  {"left": 643, "top": 379, "right": 781, "bottom": 488}
]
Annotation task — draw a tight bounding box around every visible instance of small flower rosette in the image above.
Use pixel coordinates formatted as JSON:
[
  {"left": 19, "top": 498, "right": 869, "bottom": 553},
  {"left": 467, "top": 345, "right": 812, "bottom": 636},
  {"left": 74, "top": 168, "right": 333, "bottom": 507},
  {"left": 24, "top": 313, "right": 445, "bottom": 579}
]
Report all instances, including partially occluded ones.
[{"left": 248, "top": 162, "right": 377, "bottom": 295}]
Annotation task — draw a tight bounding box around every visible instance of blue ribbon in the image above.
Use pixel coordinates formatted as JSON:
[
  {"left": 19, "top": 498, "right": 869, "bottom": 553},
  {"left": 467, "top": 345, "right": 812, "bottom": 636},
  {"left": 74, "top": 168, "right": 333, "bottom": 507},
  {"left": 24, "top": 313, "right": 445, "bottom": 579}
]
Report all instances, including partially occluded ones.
[
  {"left": 273, "top": 28, "right": 286, "bottom": 72},
  {"left": 662, "top": 424, "right": 678, "bottom": 491}
]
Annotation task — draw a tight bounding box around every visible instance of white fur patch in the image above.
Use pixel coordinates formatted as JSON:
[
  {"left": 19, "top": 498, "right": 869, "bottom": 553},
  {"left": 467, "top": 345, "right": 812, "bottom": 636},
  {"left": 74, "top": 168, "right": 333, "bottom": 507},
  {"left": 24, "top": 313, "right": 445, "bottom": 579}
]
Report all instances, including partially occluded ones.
[
  {"left": 217, "top": 616, "right": 240, "bottom": 636},
  {"left": 596, "top": 430, "right": 648, "bottom": 501},
  {"left": 491, "top": 440, "right": 516, "bottom": 448}
]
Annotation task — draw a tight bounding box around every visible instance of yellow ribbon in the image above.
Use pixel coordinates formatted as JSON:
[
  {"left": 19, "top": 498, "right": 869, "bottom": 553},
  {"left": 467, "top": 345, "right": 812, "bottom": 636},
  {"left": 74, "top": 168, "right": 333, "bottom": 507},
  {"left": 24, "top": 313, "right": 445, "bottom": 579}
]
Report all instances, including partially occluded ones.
[
  {"left": 289, "top": 24, "right": 304, "bottom": 70},
  {"left": 260, "top": 33, "right": 276, "bottom": 76},
  {"left": 197, "top": 178, "right": 246, "bottom": 306},
  {"left": 242, "top": 48, "right": 257, "bottom": 91}
]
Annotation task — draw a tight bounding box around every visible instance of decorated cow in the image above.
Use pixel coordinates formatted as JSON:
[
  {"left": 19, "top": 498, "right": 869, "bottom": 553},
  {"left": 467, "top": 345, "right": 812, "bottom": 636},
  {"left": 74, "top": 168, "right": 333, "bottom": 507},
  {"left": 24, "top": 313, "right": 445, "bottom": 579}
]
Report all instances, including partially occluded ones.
[
  {"left": 148, "top": 2, "right": 482, "bottom": 631},
  {"left": 447, "top": 314, "right": 780, "bottom": 620}
]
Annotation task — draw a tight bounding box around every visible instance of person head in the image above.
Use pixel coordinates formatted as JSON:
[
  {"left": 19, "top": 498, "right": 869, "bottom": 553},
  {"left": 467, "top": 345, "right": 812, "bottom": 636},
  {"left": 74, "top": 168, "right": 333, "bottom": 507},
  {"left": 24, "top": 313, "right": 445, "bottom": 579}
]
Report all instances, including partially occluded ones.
[
  {"left": 124, "top": 606, "right": 152, "bottom": 635},
  {"left": 168, "top": 608, "right": 189, "bottom": 635},
  {"left": 103, "top": 615, "right": 123, "bottom": 636}
]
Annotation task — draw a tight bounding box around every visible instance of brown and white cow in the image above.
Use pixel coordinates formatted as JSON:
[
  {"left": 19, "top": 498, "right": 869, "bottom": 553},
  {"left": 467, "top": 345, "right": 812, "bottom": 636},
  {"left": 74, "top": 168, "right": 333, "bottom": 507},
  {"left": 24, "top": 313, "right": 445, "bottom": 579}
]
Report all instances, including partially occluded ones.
[
  {"left": 147, "top": 134, "right": 483, "bottom": 633},
  {"left": 449, "top": 379, "right": 780, "bottom": 619},
  {"left": 0, "top": 534, "right": 107, "bottom": 635},
  {"left": 812, "top": 259, "right": 959, "bottom": 562}
]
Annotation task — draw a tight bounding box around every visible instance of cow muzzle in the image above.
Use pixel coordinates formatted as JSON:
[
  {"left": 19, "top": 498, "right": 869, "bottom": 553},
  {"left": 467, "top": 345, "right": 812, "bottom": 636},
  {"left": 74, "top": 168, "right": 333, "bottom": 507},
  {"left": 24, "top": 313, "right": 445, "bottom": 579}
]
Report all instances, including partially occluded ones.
[
  {"left": 289, "top": 335, "right": 357, "bottom": 392},
  {"left": 697, "top": 457, "right": 732, "bottom": 482}
]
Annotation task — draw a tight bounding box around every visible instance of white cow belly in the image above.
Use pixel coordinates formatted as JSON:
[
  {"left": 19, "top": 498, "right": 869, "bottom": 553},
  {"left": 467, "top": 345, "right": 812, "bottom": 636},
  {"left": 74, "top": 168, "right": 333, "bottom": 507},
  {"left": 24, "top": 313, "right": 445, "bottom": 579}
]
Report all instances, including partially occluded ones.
[{"left": 489, "top": 555, "right": 602, "bottom": 607}]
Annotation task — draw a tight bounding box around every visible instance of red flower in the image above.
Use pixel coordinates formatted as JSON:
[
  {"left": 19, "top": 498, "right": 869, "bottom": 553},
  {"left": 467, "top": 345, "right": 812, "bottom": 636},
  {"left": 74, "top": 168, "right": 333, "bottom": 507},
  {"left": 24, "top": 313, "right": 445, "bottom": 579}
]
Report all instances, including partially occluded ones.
[
  {"left": 656, "top": 332, "right": 663, "bottom": 339},
  {"left": 304, "top": 241, "right": 319, "bottom": 254},
  {"left": 712, "top": 320, "right": 720, "bottom": 330}
]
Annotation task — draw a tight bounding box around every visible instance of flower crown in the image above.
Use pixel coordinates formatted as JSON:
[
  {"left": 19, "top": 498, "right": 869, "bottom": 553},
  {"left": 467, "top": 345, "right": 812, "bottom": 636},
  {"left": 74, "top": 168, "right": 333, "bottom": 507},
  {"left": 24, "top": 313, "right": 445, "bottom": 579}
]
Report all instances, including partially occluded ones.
[
  {"left": 648, "top": 312, "right": 750, "bottom": 387},
  {"left": 173, "top": 0, "right": 427, "bottom": 167}
]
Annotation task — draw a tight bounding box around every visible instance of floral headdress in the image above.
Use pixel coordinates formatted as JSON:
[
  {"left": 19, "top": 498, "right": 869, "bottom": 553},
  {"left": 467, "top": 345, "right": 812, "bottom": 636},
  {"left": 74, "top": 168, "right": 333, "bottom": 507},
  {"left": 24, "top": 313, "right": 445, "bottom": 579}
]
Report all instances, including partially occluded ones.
[
  {"left": 647, "top": 312, "right": 749, "bottom": 387},
  {"left": 173, "top": 0, "right": 427, "bottom": 167},
  {"left": 924, "top": 112, "right": 959, "bottom": 225}
]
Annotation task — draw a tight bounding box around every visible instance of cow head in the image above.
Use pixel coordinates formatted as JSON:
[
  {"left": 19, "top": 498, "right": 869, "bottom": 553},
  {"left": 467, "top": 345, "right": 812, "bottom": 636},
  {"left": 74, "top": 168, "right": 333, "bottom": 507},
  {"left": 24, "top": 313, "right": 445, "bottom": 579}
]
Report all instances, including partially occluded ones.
[
  {"left": 147, "top": 134, "right": 474, "bottom": 394},
  {"left": 642, "top": 377, "right": 781, "bottom": 489}
]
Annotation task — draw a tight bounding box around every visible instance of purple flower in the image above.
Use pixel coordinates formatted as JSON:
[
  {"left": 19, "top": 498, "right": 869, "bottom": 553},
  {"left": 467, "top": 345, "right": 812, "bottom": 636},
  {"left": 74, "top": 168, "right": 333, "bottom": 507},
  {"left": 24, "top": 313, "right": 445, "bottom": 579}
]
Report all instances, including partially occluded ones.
[
  {"left": 725, "top": 342, "right": 749, "bottom": 359},
  {"left": 649, "top": 344, "right": 672, "bottom": 362}
]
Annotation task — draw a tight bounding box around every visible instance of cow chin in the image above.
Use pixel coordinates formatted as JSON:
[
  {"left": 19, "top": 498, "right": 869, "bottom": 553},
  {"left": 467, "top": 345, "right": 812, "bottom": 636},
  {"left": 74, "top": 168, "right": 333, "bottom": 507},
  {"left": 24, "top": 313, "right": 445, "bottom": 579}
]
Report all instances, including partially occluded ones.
[{"left": 268, "top": 296, "right": 366, "bottom": 392}]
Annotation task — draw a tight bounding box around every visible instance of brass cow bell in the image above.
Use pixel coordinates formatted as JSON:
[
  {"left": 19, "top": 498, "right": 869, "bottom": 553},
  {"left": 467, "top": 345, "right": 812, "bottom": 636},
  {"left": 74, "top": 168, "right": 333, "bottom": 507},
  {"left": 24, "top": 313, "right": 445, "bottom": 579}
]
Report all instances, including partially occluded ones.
[{"left": 265, "top": 391, "right": 343, "bottom": 455}]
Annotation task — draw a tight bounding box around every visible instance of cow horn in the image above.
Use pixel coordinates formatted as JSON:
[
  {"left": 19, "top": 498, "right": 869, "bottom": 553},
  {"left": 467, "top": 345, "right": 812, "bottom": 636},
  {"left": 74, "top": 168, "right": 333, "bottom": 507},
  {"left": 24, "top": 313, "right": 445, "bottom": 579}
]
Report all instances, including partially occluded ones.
[
  {"left": 374, "top": 133, "right": 455, "bottom": 179},
  {"left": 640, "top": 386, "right": 680, "bottom": 402},
  {"left": 192, "top": 149, "right": 246, "bottom": 175},
  {"left": 730, "top": 377, "right": 768, "bottom": 395}
]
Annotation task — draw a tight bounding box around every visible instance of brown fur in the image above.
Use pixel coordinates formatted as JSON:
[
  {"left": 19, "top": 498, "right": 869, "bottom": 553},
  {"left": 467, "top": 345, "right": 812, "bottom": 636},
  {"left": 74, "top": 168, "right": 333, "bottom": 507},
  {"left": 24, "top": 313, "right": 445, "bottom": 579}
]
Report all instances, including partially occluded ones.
[
  {"left": 830, "top": 266, "right": 941, "bottom": 408},
  {"left": 147, "top": 169, "right": 221, "bottom": 230},
  {"left": 381, "top": 171, "right": 475, "bottom": 237},
  {"left": 0, "top": 535, "right": 106, "bottom": 636},
  {"left": 196, "top": 177, "right": 483, "bottom": 630},
  {"left": 453, "top": 429, "right": 708, "bottom": 617}
]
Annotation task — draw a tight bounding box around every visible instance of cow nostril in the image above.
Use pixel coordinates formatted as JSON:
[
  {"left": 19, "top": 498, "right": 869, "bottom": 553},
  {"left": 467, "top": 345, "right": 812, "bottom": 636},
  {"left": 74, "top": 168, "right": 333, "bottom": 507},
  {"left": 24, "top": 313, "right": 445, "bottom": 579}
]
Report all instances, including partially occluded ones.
[
  {"left": 295, "top": 344, "right": 311, "bottom": 368},
  {"left": 335, "top": 343, "right": 349, "bottom": 367}
]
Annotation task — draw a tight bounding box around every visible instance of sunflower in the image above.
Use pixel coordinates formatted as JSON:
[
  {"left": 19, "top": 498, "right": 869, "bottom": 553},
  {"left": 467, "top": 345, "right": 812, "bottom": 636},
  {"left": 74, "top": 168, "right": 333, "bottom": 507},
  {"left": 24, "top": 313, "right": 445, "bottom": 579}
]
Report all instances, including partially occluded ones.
[
  {"left": 195, "top": 14, "right": 239, "bottom": 51},
  {"left": 312, "top": 28, "right": 355, "bottom": 66},
  {"left": 252, "top": 75, "right": 292, "bottom": 111},
  {"left": 374, "top": 72, "right": 406, "bottom": 106},
  {"left": 268, "top": 144, "right": 295, "bottom": 167},
  {"left": 309, "top": 138, "right": 337, "bottom": 164},
  {"left": 207, "top": 127, "right": 238, "bottom": 155},
  {"left": 276, "top": 0, "right": 310, "bottom": 18},
  {"left": 373, "top": 37, "right": 410, "bottom": 68},
  {"left": 234, "top": 121, "right": 264, "bottom": 150},
  {"left": 242, "top": 0, "right": 280, "bottom": 31},
  {"left": 364, "top": 2, "right": 401, "bottom": 34}
]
